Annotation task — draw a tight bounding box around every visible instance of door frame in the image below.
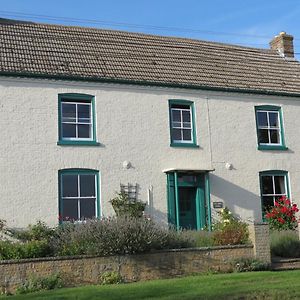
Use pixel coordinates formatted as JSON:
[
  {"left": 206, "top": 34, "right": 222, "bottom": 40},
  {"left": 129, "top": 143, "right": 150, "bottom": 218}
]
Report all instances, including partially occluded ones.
[{"left": 166, "top": 171, "right": 212, "bottom": 230}]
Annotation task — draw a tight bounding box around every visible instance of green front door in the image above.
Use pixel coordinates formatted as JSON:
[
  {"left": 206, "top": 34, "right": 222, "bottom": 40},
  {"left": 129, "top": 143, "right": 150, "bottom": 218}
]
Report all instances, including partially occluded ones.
[
  {"left": 167, "top": 171, "right": 210, "bottom": 230},
  {"left": 178, "top": 187, "right": 197, "bottom": 229}
]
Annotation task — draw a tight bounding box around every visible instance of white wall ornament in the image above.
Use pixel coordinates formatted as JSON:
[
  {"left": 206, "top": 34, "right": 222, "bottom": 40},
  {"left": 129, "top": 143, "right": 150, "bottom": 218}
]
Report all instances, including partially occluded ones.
[{"left": 122, "top": 160, "right": 131, "bottom": 169}]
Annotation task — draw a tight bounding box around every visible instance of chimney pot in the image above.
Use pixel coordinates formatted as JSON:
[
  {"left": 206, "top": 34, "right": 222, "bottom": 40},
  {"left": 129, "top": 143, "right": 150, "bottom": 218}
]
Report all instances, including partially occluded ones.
[{"left": 270, "top": 32, "right": 294, "bottom": 58}]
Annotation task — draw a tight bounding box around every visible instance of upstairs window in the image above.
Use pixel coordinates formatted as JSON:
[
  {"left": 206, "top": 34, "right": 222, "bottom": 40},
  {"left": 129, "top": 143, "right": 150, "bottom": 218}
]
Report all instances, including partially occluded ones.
[
  {"left": 259, "top": 170, "right": 289, "bottom": 216},
  {"left": 58, "top": 94, "right": 99, "bottom": 146},
  {"left": 255, "top": 106, "right": 287, "bottom": 150},
  {"left": 169, "top": 100, "right": 198, "bottom": 148}
]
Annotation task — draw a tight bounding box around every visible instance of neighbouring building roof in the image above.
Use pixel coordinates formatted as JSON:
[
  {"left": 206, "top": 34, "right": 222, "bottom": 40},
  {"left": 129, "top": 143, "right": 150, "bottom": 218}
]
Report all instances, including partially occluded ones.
[{"left": 1, "top": 18, "right": 300, "bottom": 95}]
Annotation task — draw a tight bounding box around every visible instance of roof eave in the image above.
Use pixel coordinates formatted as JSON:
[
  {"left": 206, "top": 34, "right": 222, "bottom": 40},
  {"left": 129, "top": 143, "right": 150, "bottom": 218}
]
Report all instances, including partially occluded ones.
[{"left": 0, "top": 71, "right": 300, "bottom": 98}]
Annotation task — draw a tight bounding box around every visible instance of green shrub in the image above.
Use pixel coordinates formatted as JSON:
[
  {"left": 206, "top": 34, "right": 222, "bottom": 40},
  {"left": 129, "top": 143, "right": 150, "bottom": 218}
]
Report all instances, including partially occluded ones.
[
  {"left": 232, "top": 257, "right": 270, "bottom": 272},
  {"left": 183, "top": 230, "right": 215, "bottom": 247},
  {"left": 213, "top": 207, "right": 249, "bottom": 246},
  {"left": 16, "top": 273, "right": 64, "bottom": 294},
  {"left": 0, "top": 240, "right": 52, "bottom": 260},
  {"left": 270, "top": 230, "right": 300, "bottom": 258},
  {"left": 8, "top": 221, "right": 54, "bottom": 242},
  {"left": 99, "top": 271, "right": 123, "bottom": 285},
  {"left": 110, "top": 192, "right": 146, "bottom": 218},
  {"left": 51, "top": 216, "right": 193, "bottom": 256}
]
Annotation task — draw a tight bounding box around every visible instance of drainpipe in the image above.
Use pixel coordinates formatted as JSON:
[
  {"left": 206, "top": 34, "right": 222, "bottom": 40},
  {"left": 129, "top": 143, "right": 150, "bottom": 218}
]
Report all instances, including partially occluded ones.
[{"left": 174, "top": 171, "right": 180, "bottom": 230}]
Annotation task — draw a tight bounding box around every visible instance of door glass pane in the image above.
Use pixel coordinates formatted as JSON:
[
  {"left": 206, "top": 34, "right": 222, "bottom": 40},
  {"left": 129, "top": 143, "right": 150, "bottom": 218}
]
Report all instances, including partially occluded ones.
[
  {"left": 62, "top": 175, "right": 78, "bottom": 197},
  {"left": 257, "top": 111, "right": 268, "bottom": 127},
  {"left": 78, "top": 104, "right": 91, "bottom": 122},
  {"left": 80, "top": 198, "right": 96, "bottom": 219},
  {"left": 274, "top": 176, "right": 285, "bottom": 194},
  {"left": 182, "top": 129, "right": 192, "bottom": 141},
  {"left": 172, "top": 109, "right": 181, "bottom": 122},
  {"left": 78, "top": 124, "right": 91, "bottom": 138},
  {"left": 258, "top": 129, "right": 269, "bottom": 144},
  {"left": 182, "top": 110, "right": 191, "bottom": 122},
  {"left": 269, "top": 112, "right": 279, "bottom": 128},
  {"left": 178, "top": 175, "right": 197, "bottom": 183},
  {"left": 80, "top": 175, "right": 95, "bottom": 197},
  {"left": 270, "top": 129, "right": 280, "bottom": 144},
  {"left": 62, "top": 103, "right": 76, "bottom": 119},
  {"left": 261, "top": 176, "right": 273, "bottom": 194},
  {"left": 172, "top": 129, "right": 182, "bottom": 141},
  {"left": 62, "top": 124, "right": 76, "bottom": 138},
  {"left": 63, "top": 199, "right": 78, "bottom": 220}
]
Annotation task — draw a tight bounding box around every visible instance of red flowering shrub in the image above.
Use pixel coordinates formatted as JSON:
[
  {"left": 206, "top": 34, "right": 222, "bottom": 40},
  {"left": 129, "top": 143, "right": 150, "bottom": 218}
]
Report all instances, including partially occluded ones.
[{"left": 265, "top": 196, "right": 299, "bottom": 231}]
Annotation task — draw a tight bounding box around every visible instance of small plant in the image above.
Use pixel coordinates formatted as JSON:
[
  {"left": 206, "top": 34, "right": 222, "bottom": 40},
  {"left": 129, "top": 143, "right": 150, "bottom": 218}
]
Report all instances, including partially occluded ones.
[
  {"left": 270, "top": 230, "right": 300, "bottom": 258},
  {"left": 110, "top": 192, "right": 146, "bottom": 218},
  {"left": 265, "top": 196, "right": 299, "bottom": 231},
  {"left": 232, "top": 257, "right": 270, "bottom": 272},
  {"left": 16, "top": 273, "right": 64, "bottom": 294},
  {"left": 213, "top": 207, "right": 249, "bottom": 246},
  {"left": 0, "top": 219, "right": 6, "bottom": 232},
  {"left": 99, "top": 271, "right": 123, "bottom": 285}
]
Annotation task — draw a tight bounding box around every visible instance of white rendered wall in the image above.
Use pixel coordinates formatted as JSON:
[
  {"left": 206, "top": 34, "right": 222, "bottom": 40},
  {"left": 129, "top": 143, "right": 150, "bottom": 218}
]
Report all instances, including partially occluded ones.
[{"left": 0, "top": 77, "right": 299, "bottom": 227}]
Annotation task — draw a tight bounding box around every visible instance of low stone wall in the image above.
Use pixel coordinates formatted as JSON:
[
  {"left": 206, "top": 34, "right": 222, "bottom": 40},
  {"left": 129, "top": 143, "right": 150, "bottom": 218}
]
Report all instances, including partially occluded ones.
[{"left": 0, "top": 245, "right": 253, "bottom": 293}]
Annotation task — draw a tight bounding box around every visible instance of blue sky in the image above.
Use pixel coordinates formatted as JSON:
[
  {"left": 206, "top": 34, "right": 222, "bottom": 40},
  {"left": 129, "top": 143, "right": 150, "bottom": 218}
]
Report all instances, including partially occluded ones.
[{"left": 1, "top": 0, "right": 300, "bottom": 54}]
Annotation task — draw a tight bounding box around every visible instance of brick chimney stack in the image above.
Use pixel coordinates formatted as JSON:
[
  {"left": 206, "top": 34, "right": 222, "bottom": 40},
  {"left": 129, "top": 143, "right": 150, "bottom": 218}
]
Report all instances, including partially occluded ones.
[{"left": 270, "top": 32, "right": 294, "bottom": 58}]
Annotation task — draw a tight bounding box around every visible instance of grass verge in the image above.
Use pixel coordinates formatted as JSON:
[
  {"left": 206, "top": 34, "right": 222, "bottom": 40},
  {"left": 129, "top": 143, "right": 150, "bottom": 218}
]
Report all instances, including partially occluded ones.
[{"left": 2, "top": 270, "right": 300, "bottom": 300}]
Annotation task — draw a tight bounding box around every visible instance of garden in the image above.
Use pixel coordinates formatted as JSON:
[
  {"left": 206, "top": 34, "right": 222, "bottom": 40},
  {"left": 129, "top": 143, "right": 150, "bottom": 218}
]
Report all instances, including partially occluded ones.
[{"left": 0, "top": 193, "right": 300, "bottom": 296}]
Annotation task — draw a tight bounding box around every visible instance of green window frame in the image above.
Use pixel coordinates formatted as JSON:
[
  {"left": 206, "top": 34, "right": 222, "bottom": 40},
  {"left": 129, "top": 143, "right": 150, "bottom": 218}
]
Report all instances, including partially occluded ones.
[
  {"left": 57, "top": 93, "right": 100, "bottom": 146},
  {"left": 168, "top": 99, "right": 198, "bottom": 148},
  {"left": 255, "top": 105, "right": 287, "bottom": 150},
  {"left": 259, "top": 170, "right": 290, "bottom": 219},
  {"left": 58, "top": 169, "right": 100, "bottom": 223}
]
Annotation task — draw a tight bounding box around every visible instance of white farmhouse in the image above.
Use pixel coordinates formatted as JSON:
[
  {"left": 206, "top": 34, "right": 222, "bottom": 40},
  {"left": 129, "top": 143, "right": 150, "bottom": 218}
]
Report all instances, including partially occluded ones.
[{"left": 1, "top": 18, "right": 300, "bottom": 229}]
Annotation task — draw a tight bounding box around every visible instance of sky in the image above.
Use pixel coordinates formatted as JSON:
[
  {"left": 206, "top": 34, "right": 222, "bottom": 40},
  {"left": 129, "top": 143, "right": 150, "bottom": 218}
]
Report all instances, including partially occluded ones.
[{"left": 1, "top": 0, "right": 300, "bottom": 56}]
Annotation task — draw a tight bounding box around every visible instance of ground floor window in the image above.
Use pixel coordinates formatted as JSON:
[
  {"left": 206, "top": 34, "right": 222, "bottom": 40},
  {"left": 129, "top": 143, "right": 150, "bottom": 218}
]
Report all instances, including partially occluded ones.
[
  {"left": 259, "top": 170, "right": 289, "bottom": 216},
  {"left": 59, "top": 169, "right": 100, "bottom": 222},
  {"left": 166, "top": 171, "right": 211, "bottom": 230}
]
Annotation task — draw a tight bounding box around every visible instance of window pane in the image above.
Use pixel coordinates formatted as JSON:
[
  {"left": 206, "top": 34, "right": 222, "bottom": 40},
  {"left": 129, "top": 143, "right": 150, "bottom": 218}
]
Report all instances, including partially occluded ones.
[
  {"left": 262, "top": 196, "right": 275, "bottom": 213},
  {"left": 270, "top": 129, "right": 280, "bottom": 144},
  {"left": 269, "top": 112, "right": 279, "bottom": 128},
  {"left": 80, "top": 198, "right": 96, "bottom": 219},
  {"left": 62, "top": 124, "right": 76, "bottom": 138},
  {"left": 78, "top": 104, "right": 91, "bottom": 122},
  {"left": 172, "top": 109, "right": 181, "bottom": 122},
  {"left": 258, "top": 129, "right": 269, "bottom": 144},
  {"left": 62, "top": 175, "right": 78, "bottom": 197},
  {"left": 257, "top": 111, "right": 268, "bottom": 127},
  {"left": 63, "top": 199, "right": 78, "bottom": 221},
  {"left": 78, "top": 124, "right": 91, "bottom": 138},
  {"left": 182, "top": 110, "right": 191, "bottom": 122},
  {"left": 261, "top": 176, "right": 273, "bottom": 194},
  {"left": 172, "top": 122, "right": 181, "bottom": 128},
  {"left": 183, "top": 122, "right": 191, "bottom": 128},
  {"left": 274, "top": 176, "right": 285, "bottom": 194},
  {"left": 182, "top": 129, "right": 192, "bottom": 141},
  {"left": 62, "top": 103, "right": 76, "bottom": 119},
  {"left": 172, "top": 129, "right": 182, "bottom": 141},
  {"left": 80, "top": 175, "right": 95, "bottom": 197}
]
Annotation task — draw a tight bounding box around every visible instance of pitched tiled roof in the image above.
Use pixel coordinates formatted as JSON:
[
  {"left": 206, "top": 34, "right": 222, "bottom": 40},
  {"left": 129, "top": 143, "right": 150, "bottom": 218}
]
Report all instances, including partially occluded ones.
[{"left": 1, "top": 18, "right": 300, "bottom": 95}]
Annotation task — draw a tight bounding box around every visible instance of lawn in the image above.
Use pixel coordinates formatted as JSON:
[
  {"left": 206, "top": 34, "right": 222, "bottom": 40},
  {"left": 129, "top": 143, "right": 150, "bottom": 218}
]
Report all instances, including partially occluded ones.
[{"left": 3, "top": 270, "right": 300, "bottom": 300}]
